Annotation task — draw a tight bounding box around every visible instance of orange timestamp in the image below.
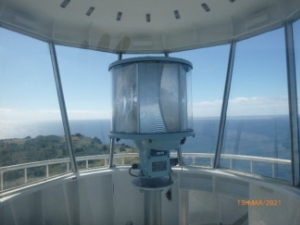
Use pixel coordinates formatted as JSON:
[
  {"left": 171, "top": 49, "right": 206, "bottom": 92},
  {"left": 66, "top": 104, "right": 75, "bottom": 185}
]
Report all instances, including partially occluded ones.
[{"left": 238, "top": 199, "right": 282, "bottom": 206}]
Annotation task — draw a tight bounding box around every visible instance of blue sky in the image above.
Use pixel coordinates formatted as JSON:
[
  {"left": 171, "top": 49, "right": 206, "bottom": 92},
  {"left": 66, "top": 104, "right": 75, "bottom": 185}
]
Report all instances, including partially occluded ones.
[
  {"left": 173, "top": 27, "right": 292, "bottom": 117},
  {"left": 0, "top": 21, "right": 300, "bottom": 124}
]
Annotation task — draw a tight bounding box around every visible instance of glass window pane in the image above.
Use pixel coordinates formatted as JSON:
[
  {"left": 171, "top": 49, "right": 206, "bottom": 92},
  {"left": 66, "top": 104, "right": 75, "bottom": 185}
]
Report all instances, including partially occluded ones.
[
  {"left": 294, "top": 19, "right": 300, "bottom": 117},
  {"left": 171, "top": 45, "right": 230, "bottom": 166},
  {"left": 220, "top": 28, "right": 292, "bottom": 182},
  {"left": 56, "top": 46, "right": 138, "bottom": 169},
  {"left": 294, "top": 19, "right": 300, "bottom": 186},
  {"left": 0, "top": 28, "right": 69, "bottom": 190}
]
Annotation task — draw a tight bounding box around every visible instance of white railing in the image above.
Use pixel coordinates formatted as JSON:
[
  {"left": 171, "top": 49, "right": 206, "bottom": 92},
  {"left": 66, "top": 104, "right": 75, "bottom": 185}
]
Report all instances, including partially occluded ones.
[
  {"left": 182, "top": 153, "right": 291, "bottom": 177},
  {"left": 0, "top": 153, "right": 291, "bottom": 191}
]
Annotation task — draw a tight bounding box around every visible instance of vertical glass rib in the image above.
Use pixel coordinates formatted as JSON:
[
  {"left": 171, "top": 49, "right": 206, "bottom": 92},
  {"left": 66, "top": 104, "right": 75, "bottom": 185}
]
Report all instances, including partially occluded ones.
[
  {"left": 49, "top": 42, "right": 78, "bottom": 174},
  {"left": 214, "top": 42, "right": 236, "bottom": 168},
  {"left": 285, "top": 23, "right": 300, "bottom": 186}
]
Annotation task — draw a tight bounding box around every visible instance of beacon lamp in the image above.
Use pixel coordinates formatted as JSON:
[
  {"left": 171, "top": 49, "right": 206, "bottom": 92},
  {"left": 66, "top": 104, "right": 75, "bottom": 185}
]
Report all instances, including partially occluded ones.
[{"left": 109, "top": 57, "right": 194, "bottom": 190}]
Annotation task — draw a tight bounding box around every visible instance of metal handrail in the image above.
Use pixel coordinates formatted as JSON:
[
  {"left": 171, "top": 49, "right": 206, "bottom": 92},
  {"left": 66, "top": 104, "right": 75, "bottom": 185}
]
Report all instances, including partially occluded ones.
[{"left": 0, "top": 153, "right": 291, "bottom": 191}]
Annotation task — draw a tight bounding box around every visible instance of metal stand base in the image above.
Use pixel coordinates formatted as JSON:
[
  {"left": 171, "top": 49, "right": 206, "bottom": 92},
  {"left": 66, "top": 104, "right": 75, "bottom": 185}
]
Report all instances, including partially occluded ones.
[
  {"left": 131, "top": 177, "right": 173, "bottom": 225},
  {"left": 131, "top": 177, "right": 173, "bottom": 190},
  {"left": 144, "top": 190, "right": 162, "bottom": 225}
]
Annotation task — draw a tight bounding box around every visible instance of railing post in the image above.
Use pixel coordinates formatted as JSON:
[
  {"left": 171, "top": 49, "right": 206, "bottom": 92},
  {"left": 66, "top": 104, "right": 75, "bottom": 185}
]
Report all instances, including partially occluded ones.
[
  {"left": 177, "top": 146, "right": 184, "bottom": 165},
  {"left": 192, "top": 157, "right": 195, "bottom": 164},
  {"left": 67, "top": 162, "right": 70, "bottom": 172},
  {"left": 109, "top": 138, "right": 115, "bottom": 168},
  {"left": 272, "top": 163, "right": 275, "bottom": 178},
  {"left": 229, "top": 159, "right": 232, "bottom": 169},
  {"left": 0, "top": 172, "right": 3, "bottom": 191},
  {"left": 24, "top": 168, "right": 27, "bottom": 184},
  {"left": 214, "top": 42, "right": 236, "bottom": 168},
  {"left": 285, "top": 22, "right": 300, "bottom": 187},
  {"left": 250, "top": 160, "right": 253, "bottom": 173},
  {"left": 122, "top": 157, "right": 125, "bottom": 165},
  {"left": 210, "top": 157, "right": 213, "bottom": 166},
  {"left": 86, "top": 160, "right": 88, "bottom": 169},
  {"left": 46, "top": 165, "right": 49, "bottom": 178},
  {"left": 49, "top": 42, "right": 78, "bottom": 175}
]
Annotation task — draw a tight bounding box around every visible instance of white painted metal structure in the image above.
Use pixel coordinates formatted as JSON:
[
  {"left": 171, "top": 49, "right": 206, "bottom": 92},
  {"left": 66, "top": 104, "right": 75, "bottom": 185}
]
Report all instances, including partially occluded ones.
[
  {"left": 1, "top": 0, "right": 300, "bottom": 225},
  {"left": 1, "top": 167, "right": 300, "bottom": 224},
  {"left": 0, "top": 0, "right": 299, "bottom": 53}
]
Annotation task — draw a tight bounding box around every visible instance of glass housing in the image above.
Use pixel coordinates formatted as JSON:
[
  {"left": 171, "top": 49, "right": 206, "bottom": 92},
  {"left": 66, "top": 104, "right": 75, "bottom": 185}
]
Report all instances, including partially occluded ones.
[
  {"left": 0, "top": 28, "right": 69, "bottom": 190},
  {"left": 171, "top": 45, "right": 230, "bottom": 166},
  {"left": 219, "top": 28, "right": 292, "bottom": 182},
  {"left": 1, "top": 17, "right": 300, "bottom": 192},
  {"left": 110, "top": 57, "right": 193, "bottom": 134},
  {"left": 55, "top": 46, "right": 116, "bottom": 170}
]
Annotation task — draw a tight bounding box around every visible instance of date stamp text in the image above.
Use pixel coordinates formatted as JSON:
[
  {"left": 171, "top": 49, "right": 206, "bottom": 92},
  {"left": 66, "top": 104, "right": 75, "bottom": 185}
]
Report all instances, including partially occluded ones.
[{"left": 238, "top": 200, "right": 282, "bottom": 206}]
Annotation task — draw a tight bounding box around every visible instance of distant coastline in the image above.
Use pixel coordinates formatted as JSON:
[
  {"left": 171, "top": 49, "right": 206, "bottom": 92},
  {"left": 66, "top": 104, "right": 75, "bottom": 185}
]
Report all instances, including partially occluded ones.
[
  {"left": 0, "top": 115, "right": 291, "bottom": 159},
  {"left": 0, "top": 115, "right": 292, "bottom": 183}
]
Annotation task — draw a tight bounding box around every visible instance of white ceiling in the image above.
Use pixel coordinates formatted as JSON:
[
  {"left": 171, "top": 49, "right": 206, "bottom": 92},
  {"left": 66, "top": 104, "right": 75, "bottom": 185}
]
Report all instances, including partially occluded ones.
[{"left": 0, "top": 0, "right": 300, "bottom": 53}]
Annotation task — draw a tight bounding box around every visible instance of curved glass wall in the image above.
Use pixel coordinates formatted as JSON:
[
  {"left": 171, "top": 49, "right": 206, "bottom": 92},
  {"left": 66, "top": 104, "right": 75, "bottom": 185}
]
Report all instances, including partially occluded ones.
[
  {"left": 55, "top": 46, "right": 138, "bottom": 169},
  {"left": 1, "top": 17, "right": 300, "bottom": 191},
  {"left": 294, "top": 20, "right": 300, "bottom": 113},
  {"left": 171, "top": 45, "right": 230, "bottom": 166},
  {"left": 0, "top": 28, "right": 69, "bottom": 190},
  {"left": 55, "top": 46, "right": 112, "bottom": 169},
  {"left": 219, "top": 28, "right": 292, "bottom": 182}
]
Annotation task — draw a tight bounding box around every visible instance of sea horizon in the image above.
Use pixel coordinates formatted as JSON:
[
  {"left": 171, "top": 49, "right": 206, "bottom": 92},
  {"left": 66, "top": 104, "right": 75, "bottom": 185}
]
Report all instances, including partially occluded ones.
[
  {"left": 0, "top": 115, "right": 291, "bottom": 157},
  {"left": 0, "top": 115, "right": 292, "bottom": 181}
]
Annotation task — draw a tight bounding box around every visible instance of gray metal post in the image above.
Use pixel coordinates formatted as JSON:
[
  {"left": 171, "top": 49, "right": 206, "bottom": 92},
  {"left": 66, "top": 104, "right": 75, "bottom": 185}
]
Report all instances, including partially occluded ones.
[
  {"left": 177, "top": 146, "right": 183, "bottom": 165},
  {"left": 109, "top": 138, "right": 115, "bottom": 168},
  {"left": 144, "top": 190, "right": 162, "bottom": 225},
  {"left": 49, "top": 42, "right": 78, "bottom": 174},
  {"left": 214, "top": 42, "right": 236, "bottom": 168},
  {"left": 118, "top": 52, "right": 122, "bottom": 60},
  {"left": 285, "top": 23, "right": 300, "bottom": 187},
  {"left": 25, "top": 168, "right": 27, "bottom": 184},
  {"left": 0, "top": 172, "right": 3, "bottom": 191}
]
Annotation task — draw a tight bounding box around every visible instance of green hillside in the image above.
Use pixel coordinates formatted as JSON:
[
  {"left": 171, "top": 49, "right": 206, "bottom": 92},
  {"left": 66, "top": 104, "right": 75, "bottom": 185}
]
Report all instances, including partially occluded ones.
[
  {"left": 0, "top": 133, "right": 138, "bottom": 167},
  {"left": 0, "top": 134, "right": 138, "bottom": 190}
]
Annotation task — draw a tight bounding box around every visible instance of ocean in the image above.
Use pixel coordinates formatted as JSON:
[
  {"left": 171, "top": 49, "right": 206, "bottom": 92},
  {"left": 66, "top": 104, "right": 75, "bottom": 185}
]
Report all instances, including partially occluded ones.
[
  {"left": 0, "top": 116, "right": 292, "bottom": 157},
  {"left": 0, "top": 116, "right": 292, "bottom": 181}
]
